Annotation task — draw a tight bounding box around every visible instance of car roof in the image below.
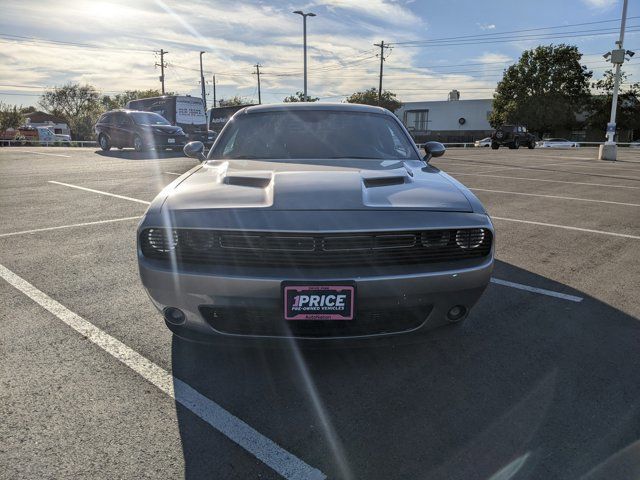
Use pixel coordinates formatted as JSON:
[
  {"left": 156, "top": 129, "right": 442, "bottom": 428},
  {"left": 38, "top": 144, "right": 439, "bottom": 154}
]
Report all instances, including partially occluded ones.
[{"left": 242, "top": 102, "right": 391, "bottom": 116}]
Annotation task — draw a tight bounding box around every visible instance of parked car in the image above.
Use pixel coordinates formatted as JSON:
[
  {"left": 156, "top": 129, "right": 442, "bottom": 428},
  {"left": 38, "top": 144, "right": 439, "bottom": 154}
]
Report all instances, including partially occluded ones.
[
  {"left": 474, "top": 137, "right": 491, "bottom": 147},
  {"left": 126, "top": 95, "right": 217, "bottom": 147},
  {"left": 95, "top": 110, "right": 187, "bottom": 152},
  {"left": 491, "top": 124, "right": 536, "bottom": 149},
  {"left": 0, "top": 126, "right": 70, "bottom": 145},
  {"left": 36, "top": 126, "right": 71, "bottom": 145},
  {"left": 538, "top": 138, "right": 579, "bottom": 149},
  {"left": 137, "top": 103, "right": 495, "bottom": 343}
]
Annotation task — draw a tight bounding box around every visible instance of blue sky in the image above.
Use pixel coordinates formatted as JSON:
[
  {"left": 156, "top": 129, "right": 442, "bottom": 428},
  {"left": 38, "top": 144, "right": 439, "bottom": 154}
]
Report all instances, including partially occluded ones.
[{"left": 0, "top": 0, "right": 638, "bottom": 107}]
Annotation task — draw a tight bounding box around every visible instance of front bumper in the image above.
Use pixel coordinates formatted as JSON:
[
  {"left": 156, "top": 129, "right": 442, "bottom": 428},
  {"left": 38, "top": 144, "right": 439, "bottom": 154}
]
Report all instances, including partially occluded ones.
[
  {"left": 138, "top": 254, "right": 494, "bottom": 342},
  {"left": 145, "top": 133, "right": 187, "bottom": 149}
]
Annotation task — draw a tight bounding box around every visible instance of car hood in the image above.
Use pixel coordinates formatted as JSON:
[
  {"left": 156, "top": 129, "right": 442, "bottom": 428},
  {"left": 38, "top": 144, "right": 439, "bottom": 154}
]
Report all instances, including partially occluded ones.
[{"left": 163, "top": 159, "right": 473, "bottom": 212}]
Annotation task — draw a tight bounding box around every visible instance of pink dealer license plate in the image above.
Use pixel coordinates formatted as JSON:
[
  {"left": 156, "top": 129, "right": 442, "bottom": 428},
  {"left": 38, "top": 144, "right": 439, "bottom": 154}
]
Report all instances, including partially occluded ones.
[{"left": 283, "top": 284, "right": 355, "bottom": 320}]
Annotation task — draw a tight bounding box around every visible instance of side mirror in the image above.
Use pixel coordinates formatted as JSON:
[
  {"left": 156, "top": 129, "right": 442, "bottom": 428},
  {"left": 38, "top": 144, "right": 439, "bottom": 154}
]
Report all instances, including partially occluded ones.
[
  {"left": 423, "top": 141, "right": 446, "bottom": 162},
  {"left": 183, "top": 141, "right": 206, "bottom": 162}
]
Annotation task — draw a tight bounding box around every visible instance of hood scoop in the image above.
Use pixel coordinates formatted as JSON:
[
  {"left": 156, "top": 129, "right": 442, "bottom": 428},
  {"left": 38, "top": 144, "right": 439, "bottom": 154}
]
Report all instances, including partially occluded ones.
[
  {"left": 223, "top": 172, "right": 273, "bottom": 188},
  {"left": 361, "top": 168, "right": 410, "bottom": 188}
]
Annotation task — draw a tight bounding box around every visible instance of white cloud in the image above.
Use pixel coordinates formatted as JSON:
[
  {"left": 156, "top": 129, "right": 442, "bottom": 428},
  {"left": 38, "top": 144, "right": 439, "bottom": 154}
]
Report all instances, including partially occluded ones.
[
  {"left": 581, "top": 0, "right": 617, "bottom": 9},
  {"left": 311, "top": 0, "right": 419, "bottom": 27},
  {"left": 472, "top": 53, "right": 512, "bottom": 64},
  {"left": 0, "top": 0, "right": 503, "bottom": 105},
  {"left": 477, "top": 23, "right": 496, "bottom": 30}
]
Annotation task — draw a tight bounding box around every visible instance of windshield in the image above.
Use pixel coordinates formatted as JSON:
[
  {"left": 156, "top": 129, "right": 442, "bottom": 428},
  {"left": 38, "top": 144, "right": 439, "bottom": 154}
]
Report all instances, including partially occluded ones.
[
  {"left": 130, "top": 112, "right": 171, "bottom": 126},
  {"left": 210, "top": 110, "right": 419, "bottom": 160}
]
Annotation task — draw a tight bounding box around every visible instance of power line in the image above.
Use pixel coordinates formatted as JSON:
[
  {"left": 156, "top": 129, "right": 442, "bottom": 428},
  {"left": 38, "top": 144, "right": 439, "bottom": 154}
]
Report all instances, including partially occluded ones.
[
  {"left": 392, "top": 26, "right": 640, "bottom": 48},
  {"left": 390, "top": 16, "right": 640, "bottom": 45},
  {"left": 0, "top": 33, "right": 153, "bottom": 53}
]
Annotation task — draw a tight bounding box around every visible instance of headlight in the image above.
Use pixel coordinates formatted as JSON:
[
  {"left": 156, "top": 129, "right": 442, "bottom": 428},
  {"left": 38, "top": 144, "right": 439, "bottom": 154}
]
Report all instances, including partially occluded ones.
[
  {"left": 456, "top": 229, "right": 485, "bottom": 249},
  {"left": 147, "top": 228, "right": 178, "bottom": 252}
]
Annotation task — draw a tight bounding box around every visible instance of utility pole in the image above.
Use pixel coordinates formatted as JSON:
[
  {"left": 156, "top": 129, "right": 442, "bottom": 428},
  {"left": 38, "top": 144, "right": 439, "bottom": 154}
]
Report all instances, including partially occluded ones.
[
  {"left": 374, "top": 40, "right": 390, "bottom": 106},
  {"left": 155, "top": 49, "right": 168, "bottom": 94},
  {"left": 212, "top": 75, "right": 216, "bottom": 108},
  {"left": 599, "top": 0, "right": 630, "bottom": 161},
  {"left": 253, "top": 64, "right": 262, "bottom": 104},
  {"left": 199, "top": 51, "right": 207, "bottom": 111}
]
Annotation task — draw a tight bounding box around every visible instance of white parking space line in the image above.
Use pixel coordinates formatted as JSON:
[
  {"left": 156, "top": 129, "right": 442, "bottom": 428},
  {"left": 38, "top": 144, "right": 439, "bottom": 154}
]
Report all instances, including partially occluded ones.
[
  {"left": 490, "top": 277, "right": 583, "bottom": 302},
  {"left": 48, "top": 181, "right": 150, "bottom": 205},
  {"left": 492, "top": 216, "right": 640, "bottom": 240},
  {"left": 470, "top": 187, "right": 640, "bottom": 207},
  {"left": 19, "top": 150, "right": 71, "bottom": 158},
  {"left": 165, "top": 172, "right": 182, "bottom": 176},
  {"left": 441, "top": 162, "right": 582, "bottom": 175},
  {"left": 445, "top": 172, "right": 640, "bottom": 190},
  {"left": 0, "top": 263, "right": 326, "bottom": 480},
  {"left": 0, "top": 216, "right": 141, "bottom": 238}
]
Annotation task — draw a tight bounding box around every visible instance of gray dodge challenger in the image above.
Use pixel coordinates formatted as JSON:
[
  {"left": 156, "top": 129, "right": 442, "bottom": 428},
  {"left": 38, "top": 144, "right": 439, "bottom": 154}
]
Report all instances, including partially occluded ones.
[{"left": 137, "top": 103, "right": 494, "bottom": 341}]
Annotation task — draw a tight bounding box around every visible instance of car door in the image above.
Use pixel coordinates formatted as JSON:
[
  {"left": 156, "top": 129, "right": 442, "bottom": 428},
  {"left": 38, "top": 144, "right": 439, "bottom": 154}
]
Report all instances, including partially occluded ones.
[
  {"left": 100, "top": 113, "right": 116, "bottom": 143},
  {"left": 119, "top": 114, "right": 135, "bottom": 147},
  {"left": 112, "top": 112, "right": 131, "bottom": 147}
]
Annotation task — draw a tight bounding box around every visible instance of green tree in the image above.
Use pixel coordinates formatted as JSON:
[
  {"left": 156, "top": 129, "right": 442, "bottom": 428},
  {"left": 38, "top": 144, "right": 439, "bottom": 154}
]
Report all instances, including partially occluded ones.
[
  {"left": 283, "top": 91, "right": 319, "bottom": 102},
  {"left": 218, "top": 96, "right": 252, "bottom": 107},
  {"left": 345, "top": 88, "right": 402, "bottom": 112},
  {"left": 101, "top": 89, "right": 170, "bottom": 110},
  {"left": 39, "top": 83, "right": 103, "bottom": 140},
  {"left": 0, "top": 102, "right": 23, "bottom": 132},
  {"left": 19, "top": 105, "right": 37, "bottom": 114},
  {"left": 490, "top": 44, "right": 592, "bottom": 134},
  {"left": 587, "top": 69, "right": 640, "bottom": 135}
]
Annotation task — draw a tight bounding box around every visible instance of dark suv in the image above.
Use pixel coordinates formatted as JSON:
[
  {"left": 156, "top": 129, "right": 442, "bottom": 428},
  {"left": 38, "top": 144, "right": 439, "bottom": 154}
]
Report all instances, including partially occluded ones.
[
  {"left": 491, "top": 124, "right": 536, "bottom": 150},
  {"left": 94, "top": 110, "right": 188, "bottom": 152}
]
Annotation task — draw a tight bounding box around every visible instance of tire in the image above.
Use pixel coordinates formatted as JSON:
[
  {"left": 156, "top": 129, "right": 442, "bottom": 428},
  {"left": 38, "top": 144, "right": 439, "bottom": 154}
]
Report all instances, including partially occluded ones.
[
  {"left": 491, "top": 143, "right": 499, "bottom": 150},
  {"left": 133, "top": 135, "right": 144, "bottom": 152},
  {"left": 98, "top": 134, "right": 111, "bottom": 151},
  {"left": 528, "top": 140, "right": 535, "bottom": 149},
  {"left": 508, "top": 138, "right": 520, "bottom": 150}
]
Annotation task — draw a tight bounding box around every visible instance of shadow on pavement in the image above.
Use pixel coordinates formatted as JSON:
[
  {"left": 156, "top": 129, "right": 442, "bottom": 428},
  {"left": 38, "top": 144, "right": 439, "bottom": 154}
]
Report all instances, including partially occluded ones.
[
  {"left": 171, "top": 260, "right": 640, "bottom": 480},
  {"left": 94, "top": 149, "right": 185, "bottom": 160}
]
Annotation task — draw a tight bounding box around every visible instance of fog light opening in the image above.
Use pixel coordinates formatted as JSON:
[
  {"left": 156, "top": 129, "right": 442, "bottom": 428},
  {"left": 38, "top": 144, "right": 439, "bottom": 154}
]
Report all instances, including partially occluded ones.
[
  {"left": 164, "top": 307, "right": 186, "bottom": 325},
  {"left": 447, "top": 305, "right": 468, "bottom": 322}
]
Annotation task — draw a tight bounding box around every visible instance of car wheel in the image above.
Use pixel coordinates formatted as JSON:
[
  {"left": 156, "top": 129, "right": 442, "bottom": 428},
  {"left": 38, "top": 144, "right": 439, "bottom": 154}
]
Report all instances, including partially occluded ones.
[
  {"left": 528, "top": 140, "right": 535, "bottom": 149},
  {"left": 98, "top": 134, "right": 111, "bottom": 151},
  {"left": 133, "top": 135, "right": 144, "bottom": 152},
  {"left": 491, "top": 143, "right": 499, "bottom": 150}
]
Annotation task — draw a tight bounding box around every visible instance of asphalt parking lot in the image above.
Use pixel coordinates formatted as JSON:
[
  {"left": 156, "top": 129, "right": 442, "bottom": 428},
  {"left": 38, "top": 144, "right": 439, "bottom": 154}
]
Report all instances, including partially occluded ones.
[{"left": 1, "top": 146, "right": 639, "bottom": 480}]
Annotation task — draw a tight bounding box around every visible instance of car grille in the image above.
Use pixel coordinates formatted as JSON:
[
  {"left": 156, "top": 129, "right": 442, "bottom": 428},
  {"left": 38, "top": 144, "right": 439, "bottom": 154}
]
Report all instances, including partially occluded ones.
[
  {"left": 199, "top": 305, "right": 431, "bottom": 338},
  {"left": 140, "top": 228, "right": 492, "bottom": 268}
]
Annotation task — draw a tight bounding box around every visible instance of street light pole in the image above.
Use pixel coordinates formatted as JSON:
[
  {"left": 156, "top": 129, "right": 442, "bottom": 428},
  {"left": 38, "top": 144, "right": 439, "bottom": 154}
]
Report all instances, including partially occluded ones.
[
  {"left": 293, "top": 10, "right": 316, "bottom": 101},
  {"left": 599, "top": 0, "right": 629, "bottom": 161},
  {"left": 199, "top": 51, "right": 207, "bottom": 111}
]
